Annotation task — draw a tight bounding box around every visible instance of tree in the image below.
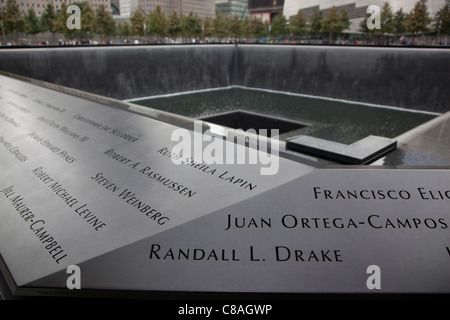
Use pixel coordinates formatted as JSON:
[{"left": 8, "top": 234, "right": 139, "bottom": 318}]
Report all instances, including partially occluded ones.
[
  {"left": 95, "top": 4, "right": 116, "bottom": 38},
  {"left": 167, "top": 11, "right": 182, "bottom": 38},
  {"left": 23, "top": 8, "right": 40, "bottom": 42},
  {"left": 290, "top": 10, "right": 308, "bottom": 36},
  {"left": 247, "top": 17, "right": 266, "bottom": 39},
  {"left": 310, "top": 10, "right": 323, "bottom": 36},
  {"left": 2, "top": 0, "right": 23, "bottom": 40},
  {"left": 40, "top": 3, "right": 57, "bottom": 35},
  {"left": 392, "top": 8, "right": 406, "bottom": 35},
  {"left": 380, "top": 2, "right": 395, "bottom": 34},
  {"left": 404, "top": 0, "right": 431, "bottom": 36},
  {"left": 213, "top": 13, "right": 228, "bottom": 40},
  {"left": 181, "top": 12, "right": 202, "bottom": 39},
  {"left": 241, "top": 16, "right": 250, "bottom": 38},
  {"left": 271, "top": 14, "right": 288, "bottom": 37},
  {"left": 148, "top": 5, "right": 167, "bottom": 38},
  {"left": 118, "top": 21, "right": 132, "bottom": 37},
  {"left": 337, "top": 8, "right": 350, "bottom": 34},
  {"left": 74, "top": 2, "right": 96, "bottom": 36},
  {"left": 202, "top": 16, "right": 214, "bottom": 39},
  {"left": 228, "top": 15, "right": 242, "bottom": 39},
  {"left": 321, "top": 6, "right": 349, "bottom": 42},
  {"left": 434, "top": 4, "right": 450, "bottom": 36},
  {"left": 130, "top": 9, "right": 146, "bottom": 36},
  {"left": 0, "top": 8, "right": 6, "bottom": 42}
]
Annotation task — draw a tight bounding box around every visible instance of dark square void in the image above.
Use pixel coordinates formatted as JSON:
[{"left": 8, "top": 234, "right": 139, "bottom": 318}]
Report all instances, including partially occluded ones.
[
  {"left": 199, "top": 110, "right": 309, "bottom": 137},
  {"left": 133, "top": 87, "right": 436, "bottom": 144}
]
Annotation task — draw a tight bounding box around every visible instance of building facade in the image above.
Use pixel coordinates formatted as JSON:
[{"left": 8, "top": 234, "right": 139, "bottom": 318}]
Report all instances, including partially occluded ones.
[
  {"left": 216, "top": 0, "right": 249, "bottom": 19},
  {"left": 248, "top": 0, "right": 284, "bottom": 22},
  {"left": 0, "top": 0, "right": 111, "bottom": 16},
  {"left": 0, "top": 0, "right": 215, "bottom": 20},
  {"left": 114, "top": 0, "right": 215, "bottom": 20},
  {"left": 283, "top": 0, "right": 447, "bottom": 33},
  {"left": 179, "top": 0, "right": 216, "bottom": 20}
]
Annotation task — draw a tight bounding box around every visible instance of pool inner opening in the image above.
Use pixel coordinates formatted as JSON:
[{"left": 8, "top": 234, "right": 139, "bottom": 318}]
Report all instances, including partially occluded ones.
[{"left": 200, "top": 110, "right": 310, "bottom": 137}]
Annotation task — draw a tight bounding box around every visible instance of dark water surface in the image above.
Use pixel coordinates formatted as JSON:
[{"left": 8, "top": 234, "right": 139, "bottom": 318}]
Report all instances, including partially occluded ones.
[{"left": 131, "top": 87, "right": 437, "bottom": 144}]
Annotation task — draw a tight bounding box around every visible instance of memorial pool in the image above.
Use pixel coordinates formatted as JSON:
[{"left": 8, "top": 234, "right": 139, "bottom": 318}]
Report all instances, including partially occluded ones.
[{"left": 130, "top": 87, "right": 437, "bottom": 144}]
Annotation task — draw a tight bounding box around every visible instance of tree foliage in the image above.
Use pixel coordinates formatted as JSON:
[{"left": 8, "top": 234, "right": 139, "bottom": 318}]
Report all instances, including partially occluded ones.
[
  {"left": 213, "top": 13, "right": 228, "bottom": 39},
  {"left": 75, "top": 1, "right": 95, "bottom": 35},
  {"left": 246, "top": 17, "right": 267, "bottom": 38},
  {"left": 0, "top": 10, "right": 3, "bottom": 36},
  {"left": 380, "top": 2, "right": 394, "bottom": 34},
  {"left": 2, "top": 0, "right": 23, "bottom": 35},
  {"left": 271, "top": 14, "right": 288, "bottom": 36},
  {"left": 180, "top": 12, "right": 202, "bottom": 38},
  {"left": 290, "top": 10, "right": 308, "bottom": 36},
  {"left": 434, "top": 4, "right": 450, "bottom": 35},
  {"left": 202, "top": 16, "right": 214, "bottom": 38},
  {"left": 95, "top": 4, "right": 116, "bottom": 37},
  {"left": 167, "top": 11, "right": 182, "bottom": 38},
  {"left": 148, "top": 5, "right": 166, "bottom": 37},
  {"left": 40, "top": 3, "right": 57, "bottom": 34},
  {"left": 393, "top": 8, "right": 407, "bottom": 35},
  {"left": 1, "top": 0, "right": 448, "bottom": 44},
  {"left": 404, "top": 0, "right": 431, "bottom": 34},
  {"left": 24, "top": 8, "right": 40, "bottom": 36},
  {"left": 118, "top": 21, "right": 132, "bottom": 37},
  {"left": 130, "top": 9, "right": 146, "bottom": 36},
  {"left": 309, "top": 11, "right": 323, "bottom": 35},
  {"left": 321, "top": 6, "right": 349, "bottom": 41},
  {"left": 228, "top": 15, "right": 242, "bottom": 39}
]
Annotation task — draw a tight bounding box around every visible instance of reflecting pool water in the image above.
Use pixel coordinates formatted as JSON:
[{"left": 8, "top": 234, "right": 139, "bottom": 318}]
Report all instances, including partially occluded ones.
[{"left": 131, "top": 87, "right": 437, "bottom": 144}]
